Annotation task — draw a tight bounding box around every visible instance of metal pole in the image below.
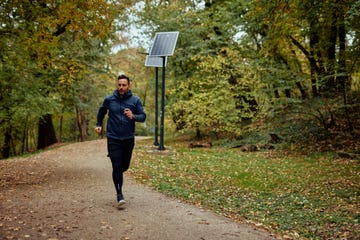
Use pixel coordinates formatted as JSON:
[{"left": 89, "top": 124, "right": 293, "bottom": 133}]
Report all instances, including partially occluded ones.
[
  {"left": 158, "top": 57, "right": 166, "bottom": 150},
  {"left": 154, "top": 67, "right": 159, "bottom": 146}
]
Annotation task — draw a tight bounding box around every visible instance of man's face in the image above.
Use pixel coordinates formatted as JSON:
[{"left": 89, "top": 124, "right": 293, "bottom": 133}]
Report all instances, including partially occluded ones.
[{"left": 117, "top": 78, "right": 130, "bottom": 96}]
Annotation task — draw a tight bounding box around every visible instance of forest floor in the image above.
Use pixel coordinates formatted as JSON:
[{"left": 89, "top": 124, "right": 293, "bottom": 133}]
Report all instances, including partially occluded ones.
[{"left": 0, "top": 138, "right": 278, "bottom": 240}]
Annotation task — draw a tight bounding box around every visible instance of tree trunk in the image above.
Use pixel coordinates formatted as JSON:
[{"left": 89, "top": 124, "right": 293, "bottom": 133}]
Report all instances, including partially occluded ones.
[
  {"left": 59, "top": 114, "right": 63, "bottom": 143},
  {"left": 337, "top": 10, "right": 353, "bottom": 133},
  {"left": 274, "top": 88, "right": 280, "bottom": 98},
  {"left": 37, "top": 114, "right": 58, "bottom": 150},
  {"left": 2, "top": 128, "right": 12, "bottom": 158},
  {"left": 21, "top": 120, "right": 28, "bottom": 154},
  {"left": 288, "top": 34, "right": 319, "bottom": 97},
  {"left": 195, "top": 127, "right": 201, "bottom": 140},
  {"left": 337, "top": 11, "right": 349, "bottom": 94},
  {"left": 80, "top": 109, "right": 88, "bottom": 142},
  {"left": 285, "top": 89, "right": 291, "bottom": 98},
  {"left": 309, "top": 20, "right": 320, "bottom": 97},
  {"left": 296, "top": 82, "right": 307, "bottom": 99},
  {"left": 76, "top": 107, "right": 88, "bottom": 142},
  {"left": 320, "top": 8, "right": 337, "bottom": 95}
]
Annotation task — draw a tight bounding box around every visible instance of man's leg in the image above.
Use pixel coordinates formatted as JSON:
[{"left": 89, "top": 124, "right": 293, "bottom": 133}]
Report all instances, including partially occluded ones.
[
  {"left": 120, "top": 138, "right": 135, "bottom": 172},
  {"left": 116, "top": 138, "right": 135, "bottom": 207},
  {"left": 107, "top": 138, "right": 135, "bottom": 207},
  {"left": 111, "top": 163, "right": 124, "bottom": 199},
  {"left": 107, "top": 138, "right": 126, "bottom": 206}
]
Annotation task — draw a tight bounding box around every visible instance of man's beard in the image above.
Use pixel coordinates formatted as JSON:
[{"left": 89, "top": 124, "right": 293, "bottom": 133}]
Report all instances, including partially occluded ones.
[{"left": 118, "top": 90, "right": 126, "bottom": 97}]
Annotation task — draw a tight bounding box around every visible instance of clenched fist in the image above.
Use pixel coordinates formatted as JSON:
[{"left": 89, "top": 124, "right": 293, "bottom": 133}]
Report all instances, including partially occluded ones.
[{"left": 94, "top": 126, "right": 102, "bottom": 134}]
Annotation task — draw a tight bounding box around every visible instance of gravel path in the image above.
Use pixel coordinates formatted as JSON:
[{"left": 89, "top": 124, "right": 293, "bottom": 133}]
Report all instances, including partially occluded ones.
[{"left": 0, "top": 139, "right": 278, "bottom": 240}]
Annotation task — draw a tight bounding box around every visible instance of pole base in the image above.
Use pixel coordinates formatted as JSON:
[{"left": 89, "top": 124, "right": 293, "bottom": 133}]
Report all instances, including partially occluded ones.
[{"left": 158, "top": 145, "right": 166, "bottom": 150}]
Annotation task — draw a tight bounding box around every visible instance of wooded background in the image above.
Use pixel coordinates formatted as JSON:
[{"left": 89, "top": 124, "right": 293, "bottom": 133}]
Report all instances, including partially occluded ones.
[{"left": 1, "top": 0, "right": 359, "bottom": 158}]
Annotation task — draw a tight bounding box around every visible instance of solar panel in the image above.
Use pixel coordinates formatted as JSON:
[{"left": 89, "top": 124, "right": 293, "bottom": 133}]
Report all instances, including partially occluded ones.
[
  {"left": 149, "top": 31, "right": 179, "bottom": 57},
  {"left": 145, "top": 56, "right": 167, "bottom": 67}
]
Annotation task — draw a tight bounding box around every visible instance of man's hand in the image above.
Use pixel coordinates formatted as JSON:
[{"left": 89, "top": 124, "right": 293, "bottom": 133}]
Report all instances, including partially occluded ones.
[
  {"left": 124, "top": 108, "right": 134, "bottom": 120},
  {"left": 94, "top": 126, "right": 102, "bottom": 134}
]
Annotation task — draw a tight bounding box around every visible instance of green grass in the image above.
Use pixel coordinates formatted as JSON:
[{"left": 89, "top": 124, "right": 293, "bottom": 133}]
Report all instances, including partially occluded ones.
[{"left": 130, "top": 139, "right": 359, "bottom": 240}]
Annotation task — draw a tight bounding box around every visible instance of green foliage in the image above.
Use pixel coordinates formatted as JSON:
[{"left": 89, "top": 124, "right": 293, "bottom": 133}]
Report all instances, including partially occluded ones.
[
  {"left": 0, "top": 0, "right": 126, "bottom": 157},
  {"left": 169, "top": 47, "right": 261, "bottom": 137},
  {"left": 131, "top": 139, "right": 359, "bottom": 239}
]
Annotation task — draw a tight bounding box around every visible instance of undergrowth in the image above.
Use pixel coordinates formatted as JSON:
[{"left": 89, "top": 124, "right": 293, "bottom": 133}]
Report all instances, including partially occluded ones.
[{"left": 130, "top": 98, "right": 359, "bottom": 239}]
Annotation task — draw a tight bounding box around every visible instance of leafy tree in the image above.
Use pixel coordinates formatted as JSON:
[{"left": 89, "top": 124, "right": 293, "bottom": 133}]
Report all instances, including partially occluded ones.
[
  {"left": 238, "top": 0, "right": 359, "bottom": 134},
  {"left": 132, "top": 0, "right": 359, "bottom": 141},
  {"left": 0, "top": 0, "right": 130, "bottom": 158}
]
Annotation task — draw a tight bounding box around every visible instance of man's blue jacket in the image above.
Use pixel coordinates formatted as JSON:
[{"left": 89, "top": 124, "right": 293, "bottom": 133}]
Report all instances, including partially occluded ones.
[{"left": 96, "top": 90, "right": 146, "bottom": 140}]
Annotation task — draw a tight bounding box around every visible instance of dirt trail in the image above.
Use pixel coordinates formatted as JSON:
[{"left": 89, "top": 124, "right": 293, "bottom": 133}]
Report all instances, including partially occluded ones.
[{"left": 0, "top": 139, "right": 277, "bottom": 240}]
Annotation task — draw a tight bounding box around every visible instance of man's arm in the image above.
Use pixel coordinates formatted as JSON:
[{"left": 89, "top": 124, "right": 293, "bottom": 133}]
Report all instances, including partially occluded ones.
[
  {"left": 94, "top": 99, "right": 108, "bottom": 133},
  {"left": 133, "top": 98, "right": 146, "bottom": 122}
]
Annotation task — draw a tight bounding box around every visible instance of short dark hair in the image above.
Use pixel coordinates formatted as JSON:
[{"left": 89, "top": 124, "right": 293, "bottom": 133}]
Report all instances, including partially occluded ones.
[{"left": 118, "top": 74, "right": 130, "bottom": 84}]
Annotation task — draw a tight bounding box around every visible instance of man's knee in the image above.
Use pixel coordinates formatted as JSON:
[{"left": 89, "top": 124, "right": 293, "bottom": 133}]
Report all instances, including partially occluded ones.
[
  {"left": 112, "top": 162, "right": 129, "bottom": 172},
  {"left": 121, "top": 163, "right": 130, "bottom": 172}
]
